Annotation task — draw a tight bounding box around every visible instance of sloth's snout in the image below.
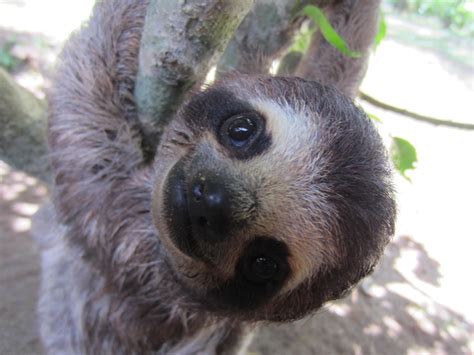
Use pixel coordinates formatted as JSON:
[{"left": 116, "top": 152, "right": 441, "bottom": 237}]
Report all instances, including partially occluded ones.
[{"left": 188, "top": 175, "right": 235, "bottom": 243}]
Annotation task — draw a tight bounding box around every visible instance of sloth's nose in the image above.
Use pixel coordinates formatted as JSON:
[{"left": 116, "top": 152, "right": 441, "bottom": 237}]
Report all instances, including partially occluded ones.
[{"left": 188, "top": 176, "right": 234, "bottom": 243}]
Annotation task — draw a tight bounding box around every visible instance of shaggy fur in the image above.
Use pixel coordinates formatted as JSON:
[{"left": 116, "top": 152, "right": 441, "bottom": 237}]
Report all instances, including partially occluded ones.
[
  {"left": 36, "top": 0, "right": 395, "bottom": 353},
  {"left": 296, "top": 0, "right": 382, "bottom": 98}
]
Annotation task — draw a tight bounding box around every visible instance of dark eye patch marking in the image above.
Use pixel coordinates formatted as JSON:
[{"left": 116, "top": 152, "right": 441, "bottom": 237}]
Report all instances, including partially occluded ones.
[
  {"left": 203, "top": 237, "right": 290, "bottom": 312},
  {"left": 182, "top": 87, "right": 272, "bottom": 160}
]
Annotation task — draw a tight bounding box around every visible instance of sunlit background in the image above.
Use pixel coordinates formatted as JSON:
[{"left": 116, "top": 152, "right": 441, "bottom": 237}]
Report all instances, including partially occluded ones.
[{"left": 0, "top": 0, "right": 473, "bottom": 354}]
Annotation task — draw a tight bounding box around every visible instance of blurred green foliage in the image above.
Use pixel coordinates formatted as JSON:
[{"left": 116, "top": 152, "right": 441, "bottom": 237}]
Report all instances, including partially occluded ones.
[
  {"left": 302, "top": 6, "right": 362, "bottom": 58},
  {"left": 0, "top": 41, "right": 20, "bottom": 72},
  {"left": 375, "top": 14, "right": 388, "bottom": 48},
  {"left": 388, "top": 0, "right": 474, "bottom": 35},
  {"left": 290, "top": 6, "right": 388, "bottom": 55},
  {"left": 288, "top": 22, "right": 314, "bottom": 54}
]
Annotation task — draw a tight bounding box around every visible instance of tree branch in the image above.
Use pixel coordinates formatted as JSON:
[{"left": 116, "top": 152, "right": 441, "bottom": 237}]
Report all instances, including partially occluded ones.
[
  {"left": 217, "top": 0, "right": 303, "bottom": 74},
  {"left": 134, "top": 0, "right": 254, "bottom": 156},
  {"left": 360, "top": 92, "right": 474, "bottom": 130},
  {"left": 0, "top": 68, "right": 49, "bottom": 181},
  {"left": 216, "top": 0, "right": 336, "bottom": 76}
]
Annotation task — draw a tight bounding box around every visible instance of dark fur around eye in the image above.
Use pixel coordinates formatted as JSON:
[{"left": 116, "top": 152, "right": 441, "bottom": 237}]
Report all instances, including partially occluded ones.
[
  {"left": 182, "top": 87, "right": 272, "bottom": 160},
  {"left": 204, "top": 237, "right": 291, "bottom": 312}
]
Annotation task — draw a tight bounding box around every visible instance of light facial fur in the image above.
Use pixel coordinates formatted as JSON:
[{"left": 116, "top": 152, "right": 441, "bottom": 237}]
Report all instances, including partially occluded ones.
[{"left": 36, "top": 0, "right": 395, "bottom": 353}]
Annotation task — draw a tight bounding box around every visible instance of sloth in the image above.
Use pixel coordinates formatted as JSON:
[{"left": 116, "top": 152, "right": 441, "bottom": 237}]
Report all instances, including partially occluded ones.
[{"left": 36, "top": 0, "right": 395, "bottom": 353}]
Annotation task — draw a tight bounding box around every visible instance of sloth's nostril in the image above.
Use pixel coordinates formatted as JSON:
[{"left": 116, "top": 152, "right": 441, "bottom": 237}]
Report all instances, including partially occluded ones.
[
  {"left": 188, "top": 174, "right": 237, "bottom": 243},
  {"left": 197, "top": 216, "right": 208, "bottom": 226},
  {"left": 193, "top": 183, "right": 204, "bottom": 201}
]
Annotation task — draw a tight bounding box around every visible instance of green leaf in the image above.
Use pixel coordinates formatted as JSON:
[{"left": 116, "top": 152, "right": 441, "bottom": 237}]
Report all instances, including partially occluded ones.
[
  {"left": 374, "top": 13, "right": 387, "bottom": 48},
  {"left": 391, "top": 137, "right": 417, "bottom": 181},
  {"left": 302, "top": 5, "right": 362, "bottom": 58},
  {"left": 0, "top": 50, "right": 15, "bottom": 71},
  {"left": 368, "top": 113, "right": 383, "bottom": 123},
  {"left": 288, "top": 26, "right": 315, "bottom": 54},
  {"left": 0, "top": 41, "right": 19, "bottom": 72}
]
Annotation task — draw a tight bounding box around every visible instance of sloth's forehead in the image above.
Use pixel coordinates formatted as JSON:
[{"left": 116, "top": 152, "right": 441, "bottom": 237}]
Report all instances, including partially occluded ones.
[{"left": 250, "top": 98, "right": 317, "bottom": 154}]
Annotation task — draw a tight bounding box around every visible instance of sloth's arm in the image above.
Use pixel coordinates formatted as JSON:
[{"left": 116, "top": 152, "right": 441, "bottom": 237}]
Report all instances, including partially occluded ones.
[
  {"left": 296, "top": 0, "right": 380, "bottom": 98},
  {"left": 48, "top": 0, "right": 149, "bottom": 227}
]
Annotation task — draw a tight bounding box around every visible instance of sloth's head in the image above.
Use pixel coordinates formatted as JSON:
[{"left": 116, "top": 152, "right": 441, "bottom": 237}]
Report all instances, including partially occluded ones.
[{"left": 152, "top": 75, "right": 395, "bottom": 322}]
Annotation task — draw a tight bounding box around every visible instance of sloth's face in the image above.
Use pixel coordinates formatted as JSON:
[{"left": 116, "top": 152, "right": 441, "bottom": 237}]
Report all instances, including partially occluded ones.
[{"left": 152, "top": 75, "right": 395, "bottom": 321}]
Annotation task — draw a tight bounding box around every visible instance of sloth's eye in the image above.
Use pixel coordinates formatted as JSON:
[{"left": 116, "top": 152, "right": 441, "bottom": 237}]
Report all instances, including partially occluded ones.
[
  {"left": 227, "top": 117, "right": 255, "bottom": 146},
  {"left": 238, "top": 237, "right": 290, "bottom": 286},
  {"left": 242, "top": 254, "right": 279, "bottom": 283},
  {"left": 219, "top": 112, "right": 262, "bottom": 149},
  {"left": 251, "top": 256, "right": 278, "bottom": 281}
]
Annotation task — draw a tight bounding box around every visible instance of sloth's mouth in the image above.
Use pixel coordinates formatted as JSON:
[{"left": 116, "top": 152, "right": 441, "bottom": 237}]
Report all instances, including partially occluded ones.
[{"left": 163, "top": 160, "right": 197, "bottom": 258}]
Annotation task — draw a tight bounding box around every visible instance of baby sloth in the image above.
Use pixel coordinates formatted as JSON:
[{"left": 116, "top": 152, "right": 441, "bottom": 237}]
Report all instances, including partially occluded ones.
[
  {"left": 153, "top": 76, "right": 395, "bottom": 319},
  {"left": 37, "top": 0, "right": 395, "bottom": 353}
]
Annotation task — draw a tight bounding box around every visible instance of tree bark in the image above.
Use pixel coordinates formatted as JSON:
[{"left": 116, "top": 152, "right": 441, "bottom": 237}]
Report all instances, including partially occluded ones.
[
  {"left": 134, "top": 0, "right": 254, "bottom": 155},
  {"left": 216, "top": 0, "right": 335, "bottom": 76},
  {"left": 0, "top": 68, "right": 49, "bottom": 181}
]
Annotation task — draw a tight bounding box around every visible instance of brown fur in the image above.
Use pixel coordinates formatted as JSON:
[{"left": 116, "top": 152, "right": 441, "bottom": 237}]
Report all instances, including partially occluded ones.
[
  {"left": 37, "top": 0, "right": 395, "bottom": 353},
  {"left": 296, "top": 0, "right": 381, "bottom": 98}
]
